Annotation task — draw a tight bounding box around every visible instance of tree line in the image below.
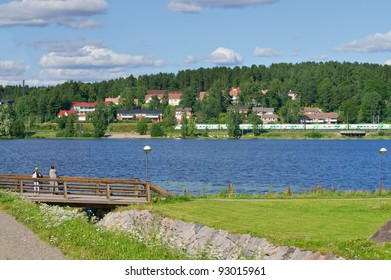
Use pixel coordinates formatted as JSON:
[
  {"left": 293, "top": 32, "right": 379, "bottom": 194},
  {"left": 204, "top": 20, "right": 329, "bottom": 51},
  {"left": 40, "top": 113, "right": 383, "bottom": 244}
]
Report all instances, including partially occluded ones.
[{"left": 1, "top": 61, "right": 391, "bottom": 137}]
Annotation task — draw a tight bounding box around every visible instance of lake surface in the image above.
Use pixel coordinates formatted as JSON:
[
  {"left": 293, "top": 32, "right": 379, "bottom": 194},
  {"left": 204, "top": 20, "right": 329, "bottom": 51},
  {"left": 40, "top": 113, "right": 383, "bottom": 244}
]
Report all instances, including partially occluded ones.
[{"left": 0, "top": 138, "right": 390, "bottom": 194}]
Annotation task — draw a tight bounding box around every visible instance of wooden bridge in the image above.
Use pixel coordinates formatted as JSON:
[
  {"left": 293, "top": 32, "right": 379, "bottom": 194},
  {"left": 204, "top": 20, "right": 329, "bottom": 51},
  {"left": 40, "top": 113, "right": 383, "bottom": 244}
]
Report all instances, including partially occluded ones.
[{"left": 0, "top": 174, "right": 174, "bottom": 208}]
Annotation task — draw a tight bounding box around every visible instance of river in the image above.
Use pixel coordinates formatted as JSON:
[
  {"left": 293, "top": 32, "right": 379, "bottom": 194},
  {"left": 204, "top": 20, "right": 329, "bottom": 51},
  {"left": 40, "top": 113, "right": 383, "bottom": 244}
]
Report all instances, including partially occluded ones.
[{"left": 0, "top": 138, "right": 390, "bottom": 194}]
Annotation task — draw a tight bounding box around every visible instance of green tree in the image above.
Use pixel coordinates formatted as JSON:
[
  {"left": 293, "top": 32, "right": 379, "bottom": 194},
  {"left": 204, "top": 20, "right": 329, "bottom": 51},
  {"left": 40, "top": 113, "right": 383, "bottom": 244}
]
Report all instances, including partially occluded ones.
[
  {"left": 162, "top": 106, "right": 177, "bottom": 129},
  {"left": 10, "top": 119, "right": 25, "bottom": 138},
  {"left": 278, "top": 99, "right": 302, "bottom": 124},
  {"left": 188, "top": 114, "right": 196, "bottom": 137},
  {"left": 0, "top": 103, "right": 15, "bottom": 136},
  {"left": 136, "top": 117, "right": 149, "bottom": 135},
  {"left": 180, "top": 112, "right": 189, "bottom": 138},
  {"left": 63, "top": 115, "right": 76, "bottom": 137},
  {"left": 226, "top": 110, "right": 242, "bottom": 138},
  {"left": 249, "top": 112, "right": 262, "bottom": 136},
  {"left": 90, "top": 100, "right": 108, "bottom": 138}
]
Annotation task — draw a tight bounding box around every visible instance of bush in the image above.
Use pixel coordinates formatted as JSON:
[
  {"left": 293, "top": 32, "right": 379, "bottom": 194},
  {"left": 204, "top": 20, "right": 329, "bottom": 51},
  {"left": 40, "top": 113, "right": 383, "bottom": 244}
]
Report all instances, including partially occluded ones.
[{"left": 150, "top": 123, "right": 165, "bottom": 137}]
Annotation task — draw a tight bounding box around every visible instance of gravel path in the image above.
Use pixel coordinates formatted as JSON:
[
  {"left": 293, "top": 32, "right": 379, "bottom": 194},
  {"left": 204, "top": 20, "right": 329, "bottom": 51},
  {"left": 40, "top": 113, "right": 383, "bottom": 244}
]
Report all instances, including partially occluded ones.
[{"left": 0, "top": 210, "right": 66, "bottom": 260}]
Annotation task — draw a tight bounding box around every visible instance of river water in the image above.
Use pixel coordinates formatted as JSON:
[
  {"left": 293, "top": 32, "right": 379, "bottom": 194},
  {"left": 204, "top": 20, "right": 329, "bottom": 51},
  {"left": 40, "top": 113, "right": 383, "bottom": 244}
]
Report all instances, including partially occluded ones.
[{"left": 0, "top": 138, "right": 390, "bottom": 194}]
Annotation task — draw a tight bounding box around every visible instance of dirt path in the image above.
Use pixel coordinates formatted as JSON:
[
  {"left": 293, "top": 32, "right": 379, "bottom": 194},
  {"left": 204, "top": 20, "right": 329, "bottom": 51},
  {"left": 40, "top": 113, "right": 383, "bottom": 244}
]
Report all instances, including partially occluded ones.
[{"left": 0, "top": 210, "right": 66, "bottom": 260}]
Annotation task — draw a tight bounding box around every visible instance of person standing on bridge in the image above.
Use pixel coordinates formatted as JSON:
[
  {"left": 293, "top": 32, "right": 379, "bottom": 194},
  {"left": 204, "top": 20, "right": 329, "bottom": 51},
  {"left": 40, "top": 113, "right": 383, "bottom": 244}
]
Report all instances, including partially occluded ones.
[
  {"left": 49, "top": 165, "right": 58, "bottom": 194},
  {"left": 32, "top": 167, "right": 43, "bottom": 193}
]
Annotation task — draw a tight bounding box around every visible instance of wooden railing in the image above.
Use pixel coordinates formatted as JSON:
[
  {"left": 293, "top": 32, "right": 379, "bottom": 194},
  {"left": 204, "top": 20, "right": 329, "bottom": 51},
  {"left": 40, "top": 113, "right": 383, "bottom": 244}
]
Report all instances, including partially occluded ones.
[{"left": 0, "top": 174, "right": 174, "bottom": 207}]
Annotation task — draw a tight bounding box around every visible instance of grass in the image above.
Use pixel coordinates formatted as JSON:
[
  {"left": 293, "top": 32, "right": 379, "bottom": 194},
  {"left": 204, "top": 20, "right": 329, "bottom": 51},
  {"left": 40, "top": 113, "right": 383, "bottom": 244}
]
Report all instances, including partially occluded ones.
[
  {"left": 0, "top": 191, "right": 187, "bottom": 260},
  {"left": 3, "top": 189, "right": 391, "bottom": 260},
  {"left": 147, "top": 197, "right": 391, "bottom": 260}
]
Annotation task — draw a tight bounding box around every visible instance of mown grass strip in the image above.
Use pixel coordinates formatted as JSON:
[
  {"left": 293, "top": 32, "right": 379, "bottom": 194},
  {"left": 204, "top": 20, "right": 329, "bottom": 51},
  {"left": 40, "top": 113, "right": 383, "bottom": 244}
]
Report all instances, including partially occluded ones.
[{"left": 150, "top": 198, "right": 391, "bottom": 260}]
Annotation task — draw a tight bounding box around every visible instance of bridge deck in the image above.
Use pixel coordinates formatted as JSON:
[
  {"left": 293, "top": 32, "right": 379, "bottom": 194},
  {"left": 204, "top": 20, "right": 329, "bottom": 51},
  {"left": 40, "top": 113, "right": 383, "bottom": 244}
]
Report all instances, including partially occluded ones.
[{"left": 0, "top": 174, "right": 174, "bottom": 208}]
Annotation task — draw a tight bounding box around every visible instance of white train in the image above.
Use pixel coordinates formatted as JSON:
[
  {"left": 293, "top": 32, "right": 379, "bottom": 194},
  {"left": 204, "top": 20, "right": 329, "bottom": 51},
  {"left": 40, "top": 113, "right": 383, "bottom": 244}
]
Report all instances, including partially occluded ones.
[{"left": 175, "top": 123, "right": 391, "bottom": 130}]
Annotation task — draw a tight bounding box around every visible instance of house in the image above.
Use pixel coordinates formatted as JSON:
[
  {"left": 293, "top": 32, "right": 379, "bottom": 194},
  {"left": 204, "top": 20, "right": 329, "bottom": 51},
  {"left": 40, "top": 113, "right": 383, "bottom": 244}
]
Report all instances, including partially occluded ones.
[
  {"left": 229, "top": 87, "right": 240, "bottom": 103},
  {"left": 175, "top": 107, "right": 192, "bottom": 123},
  {"left": 168, "top": 92, "right": 182, "bottom": 106},
  {"left": 71, "top": 102, "right": 97, "bottom": 121},
  {"left": 116, "top": 109, "right": 163, "bottom": 122},
  {"left": 0, "top": 100, "right": 14, "bottom": 106},
  {"left": 71, "top": 102, "right": 97, "bottom": 114},
  {"left": 300, "top": 107, "right": 338, "bottom": 124},
  {"left": 287, "top": 90, "right": 297, "bottom": 100},
  {"left": 145, "top": 90, "right": 165, "bottom": 103},
  {"left": 145, "top": 90, "right": 183, "bottom": 106},
  {"left": 253, "top": 107, "right": 279, "bottom": 124},
  {"left": 57, "top": 110, "right": 77, "bottom": 118},
  {"left": 199, "top": 91, "right": 207, "bottom": 100},
  {"left": 104, "top": 96, "right": 121, "bottom": 105}
]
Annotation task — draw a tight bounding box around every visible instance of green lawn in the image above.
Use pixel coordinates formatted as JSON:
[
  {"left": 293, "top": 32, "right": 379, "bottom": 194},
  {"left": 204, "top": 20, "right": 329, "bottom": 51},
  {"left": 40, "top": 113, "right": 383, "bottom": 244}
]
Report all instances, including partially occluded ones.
[{"left": 151, "top": 199, "right": 391, "bottom": 259}]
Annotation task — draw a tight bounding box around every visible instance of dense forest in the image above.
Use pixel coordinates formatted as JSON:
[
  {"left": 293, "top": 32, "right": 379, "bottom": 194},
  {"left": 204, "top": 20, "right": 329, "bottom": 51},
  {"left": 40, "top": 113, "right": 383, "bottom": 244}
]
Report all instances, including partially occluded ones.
[{"left": 1, "top": 61, "right": 391, "bottom": 126}]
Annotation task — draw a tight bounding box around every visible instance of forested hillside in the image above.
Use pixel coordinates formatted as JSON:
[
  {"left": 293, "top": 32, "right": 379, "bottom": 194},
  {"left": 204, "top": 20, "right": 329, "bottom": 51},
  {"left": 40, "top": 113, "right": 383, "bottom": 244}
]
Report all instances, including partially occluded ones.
[{"left": 1, "top": 61, "right": 391, "bottom": 124}]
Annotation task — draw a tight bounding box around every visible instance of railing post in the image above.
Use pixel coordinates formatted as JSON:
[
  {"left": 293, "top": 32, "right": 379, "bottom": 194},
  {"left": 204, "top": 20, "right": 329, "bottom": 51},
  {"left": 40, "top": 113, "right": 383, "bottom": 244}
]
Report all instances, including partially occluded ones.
[
  {"left": 96, "top": 183, "right": 100, "bottom": 195},
  {"left": 134, "top": 183, "right": 139, "bottom": 197},
  {"left": 64, "top": 182, "right": 68, "bottom": 199},
  {"left": 20, "top": 180, "right": 23, "bottom": 195},
  {"left": 106, "top": 183, "right": 110, "bottom": 200},
  {"left": 146, "top": 180, "right": 151, "bottom": 203}
]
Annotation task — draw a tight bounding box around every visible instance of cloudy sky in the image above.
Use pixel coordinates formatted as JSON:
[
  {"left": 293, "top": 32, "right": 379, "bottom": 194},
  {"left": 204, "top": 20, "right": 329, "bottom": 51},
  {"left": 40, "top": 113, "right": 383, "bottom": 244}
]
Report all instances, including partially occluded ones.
[{"left": 1, "top": 0, "right": 391, "bottom": 86}]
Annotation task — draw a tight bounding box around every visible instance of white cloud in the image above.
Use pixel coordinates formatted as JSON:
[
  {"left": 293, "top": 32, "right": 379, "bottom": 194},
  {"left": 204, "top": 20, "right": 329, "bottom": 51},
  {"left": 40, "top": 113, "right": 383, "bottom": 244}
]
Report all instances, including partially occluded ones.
[
  {"left": 168, "top": 0, "right": 279, "bottom": 13},
  {"left": 335, "top": 30, "right": 391, "bottom": 52},
  {"left": 0, "top": 60, "right": 28, "bottom": 82},
  {"left": 0, "top": 0, "right": 107, "bottom": 28},
  {"left": 207, "top": 47, "right": 243, "bottom": 65},
  {"left": 385, "top": 59, "right": 391, "bottom": 65},
  {"left": 39, "top": 45, "right": 161, "bottom": 69},
  {"left": 37, "top": 44, "right": 166, "bottom": 83},
  {"left": 253, "top": 47, "right": 281, "bottom": 57}
]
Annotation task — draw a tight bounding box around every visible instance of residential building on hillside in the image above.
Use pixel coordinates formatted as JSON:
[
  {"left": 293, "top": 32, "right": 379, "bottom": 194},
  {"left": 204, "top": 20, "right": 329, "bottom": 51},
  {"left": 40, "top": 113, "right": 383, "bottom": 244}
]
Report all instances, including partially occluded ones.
[
  {"left": 145, "top": 90, "right": 182, "bottom": 106},
  {"left": 71, "top": 102, "right": 97, "bottom": 114},
  {"left": 229, "top": 87, "right": 240, "bottom": 103},
  {"left": 300, "top": 107, "right": 338, "bottom": 124},
  {"left": 57, "top": 110, "right": 77, "bottom": 118},
  {"left": 253, "top": 107, "right": 279, "bottom": 124},
  {"left": 116, "top": 109, "right": 163, "bottom": 122},
  {"left": 175, "top": 107, "right": 192, "bottom": 123},
  {"left": 105, "top": 96, "right": 121, "bottom": 105},
  {"left": 287, "top": 90, "right": 297, "bottom": 100}
]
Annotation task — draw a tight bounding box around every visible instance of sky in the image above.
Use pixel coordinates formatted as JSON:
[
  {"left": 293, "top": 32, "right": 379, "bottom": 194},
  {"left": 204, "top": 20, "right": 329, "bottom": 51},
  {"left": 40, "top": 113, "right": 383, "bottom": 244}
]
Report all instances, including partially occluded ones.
[{"left": 1, "top": 0, "right": 391, "bottom": 86}]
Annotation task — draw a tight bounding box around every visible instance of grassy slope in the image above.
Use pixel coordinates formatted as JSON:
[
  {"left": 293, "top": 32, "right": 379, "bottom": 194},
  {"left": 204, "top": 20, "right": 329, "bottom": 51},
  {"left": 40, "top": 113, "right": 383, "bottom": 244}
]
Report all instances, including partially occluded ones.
[{"left": 151, "top": 198, "right": 391, "bottom": 259}]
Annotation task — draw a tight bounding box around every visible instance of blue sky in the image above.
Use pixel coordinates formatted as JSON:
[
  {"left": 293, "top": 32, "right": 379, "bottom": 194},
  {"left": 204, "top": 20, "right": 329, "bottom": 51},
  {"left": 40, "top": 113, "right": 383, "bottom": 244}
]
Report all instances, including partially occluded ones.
[{"left": 1, "top": 0, "right": 391, "bottom": 86}]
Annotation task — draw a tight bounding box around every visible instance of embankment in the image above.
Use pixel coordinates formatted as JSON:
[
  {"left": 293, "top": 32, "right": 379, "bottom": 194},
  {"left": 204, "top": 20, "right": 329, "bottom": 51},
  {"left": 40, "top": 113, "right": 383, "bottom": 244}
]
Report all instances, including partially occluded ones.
[{"left": 98, "top": 210, "right": 344, "bottom": 260}]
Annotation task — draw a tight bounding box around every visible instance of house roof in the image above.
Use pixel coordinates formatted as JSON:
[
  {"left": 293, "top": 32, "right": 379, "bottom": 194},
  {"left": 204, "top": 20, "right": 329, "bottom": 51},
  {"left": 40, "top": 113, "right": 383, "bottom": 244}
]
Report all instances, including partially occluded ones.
[
  {"left": 260, "top": 114, "right": 279, "bottom": 119},
  {"left": 199, "top": 91, "right": 207, "bottom": 100},
  {"left": 105, "top": 97, "right": 121, "bottom": 104},
  {"left": 58, "top": 110, "right": 77, "bottom": 117},
  {"left": 253, "top": 107, "right": 274, "bottom": 113},
  {"left": 229, "top": 87, "right": 240, "bottom": 97},
  {"left": 145, "top": 90, "right": 182, "bottom": 100},
  {"left": 303, "top": 107, "right": 322, "bottom": 114},
  {"left": 72, "top": 102, "right": 97, "bottom": 107},
  {"left": 168, "top": 92, "right": 182, "bottom": 99}
]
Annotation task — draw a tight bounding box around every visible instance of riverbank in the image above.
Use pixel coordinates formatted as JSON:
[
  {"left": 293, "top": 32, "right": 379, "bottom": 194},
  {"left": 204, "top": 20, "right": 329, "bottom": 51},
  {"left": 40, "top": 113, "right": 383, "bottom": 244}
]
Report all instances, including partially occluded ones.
[{"left": 2, "top": 190, "right": 391, "bottom": 260}]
